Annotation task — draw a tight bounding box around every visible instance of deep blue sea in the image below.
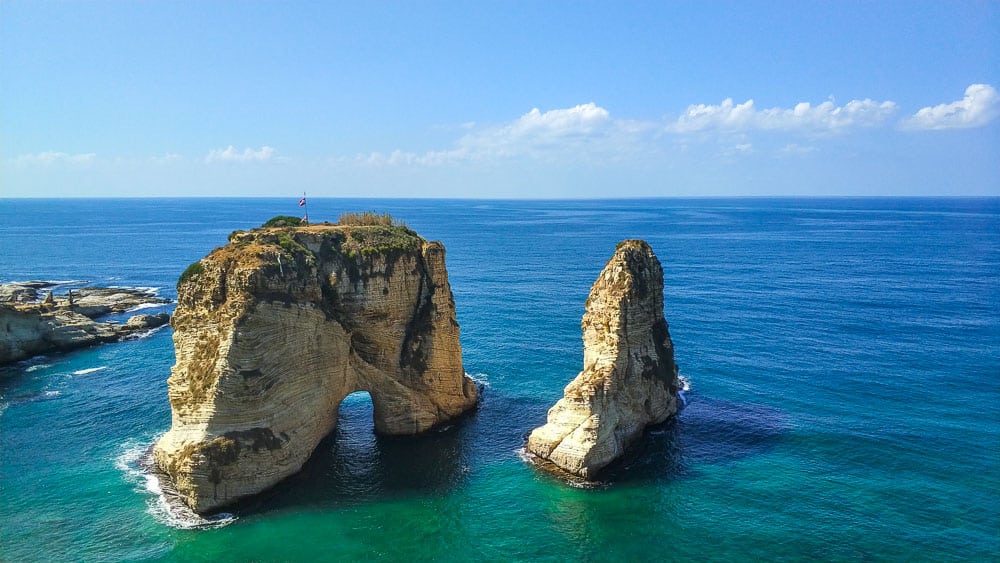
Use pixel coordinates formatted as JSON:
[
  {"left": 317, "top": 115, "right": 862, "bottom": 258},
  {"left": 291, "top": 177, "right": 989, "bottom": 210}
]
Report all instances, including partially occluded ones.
[{"left": 1, "top": 198, "right": 998, "bottom": 561}]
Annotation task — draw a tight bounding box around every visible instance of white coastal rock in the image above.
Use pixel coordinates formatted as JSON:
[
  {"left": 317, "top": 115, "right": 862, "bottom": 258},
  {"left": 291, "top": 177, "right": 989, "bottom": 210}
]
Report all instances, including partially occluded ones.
[
  {"left": 527, "top": 240, "right": 680, "bottom": 478},
  {"left": 153, "top": 223, "right": 477, "bottom": 513}
]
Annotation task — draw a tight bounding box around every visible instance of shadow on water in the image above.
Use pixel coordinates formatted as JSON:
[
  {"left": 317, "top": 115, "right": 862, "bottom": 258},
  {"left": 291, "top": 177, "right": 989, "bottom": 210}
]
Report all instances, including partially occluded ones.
[
  {"left": 233, "top": 383, "right": 557, "bottom": 515},
  {"left": 0, "top": 357, "right": 61, "bottom": 412},
  {"left": 599, "top": 394, "right": 789, "bottom": 485},
  {"left": 231, "top": 387, "right": 787, "bottom": 515},
  {"left": 239, "top": 391, "right": 482, "bottom": 514}
]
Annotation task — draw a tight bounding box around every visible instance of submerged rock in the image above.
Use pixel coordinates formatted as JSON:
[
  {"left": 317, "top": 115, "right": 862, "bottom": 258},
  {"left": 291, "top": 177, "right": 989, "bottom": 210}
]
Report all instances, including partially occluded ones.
[
  {"left": 526, "top": 240, "right": 680, "bottom": 479},
  {"left": 153, "top": 222, "right": 478, "bottom": 513},
  {"left": 124, "top": 312, "right": 171, "bottom": 330}
]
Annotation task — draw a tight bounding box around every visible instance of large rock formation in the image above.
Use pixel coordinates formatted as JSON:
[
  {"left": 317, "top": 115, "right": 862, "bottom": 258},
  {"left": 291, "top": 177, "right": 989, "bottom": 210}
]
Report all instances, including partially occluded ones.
[
  {"left": 153, "top": 222, "right": 478, "bottom": 513},
  {"left": 0, "top": 284, "right": 170, "bottom": 366},
  {"left": 526, "top": 240, "right": 680, "bottom": 479}
]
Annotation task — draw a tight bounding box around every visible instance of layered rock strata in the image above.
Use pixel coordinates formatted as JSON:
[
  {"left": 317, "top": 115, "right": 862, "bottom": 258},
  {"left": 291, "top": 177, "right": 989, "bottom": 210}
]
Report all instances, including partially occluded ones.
[
  {"left": 526, "top": 240, "right": 680, "bottom": 479},
  {"left": 0, "top": 285, "right": 170, "bottom": 365},
  {"left": 153, "top": 223, "right": 478, "bottom": 513}
]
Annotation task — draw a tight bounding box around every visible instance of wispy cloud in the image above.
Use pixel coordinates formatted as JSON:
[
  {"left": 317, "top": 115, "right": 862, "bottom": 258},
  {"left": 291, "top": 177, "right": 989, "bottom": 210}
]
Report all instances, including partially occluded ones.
[
  {"left": 205, "top": 145, "right": 275, "bottom": 163},
  {"left": 351, "top": 148, "right": 469, "bottom": 167},
  {"left": 780, "top": 143, "right": 818, "bottom": 155},
  {"left": 457, "top": 103, "right": 638, "bottom": 158},
  {"left": 347, "top": 97, "right": 900, "bottom": 168},
  {"left": 25, "top": 86, "right": 989, "bottom": 178},
  {"left": 351, "top": 103, "right": 653, "bottom": 167},
  {"left": 149, "top": 153, "right": 184, "bottom": 164},
  {"left": 13, "top": 151, "right": 97, "bottom": 165},
  {"left": 901, "top": 84, "right": 1000, "bottom": 130},
  {"left": 669, "top": 97, "right": 897, "bottom": 134},
  {"left": 353, "top": 88, "right": 998, "bottom": 169}
]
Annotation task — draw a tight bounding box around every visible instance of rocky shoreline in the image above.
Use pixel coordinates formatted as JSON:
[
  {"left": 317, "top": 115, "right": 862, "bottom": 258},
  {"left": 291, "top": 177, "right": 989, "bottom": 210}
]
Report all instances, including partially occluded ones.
[{"left": 0, "top": 281, "right": 172, "bottom": 366}]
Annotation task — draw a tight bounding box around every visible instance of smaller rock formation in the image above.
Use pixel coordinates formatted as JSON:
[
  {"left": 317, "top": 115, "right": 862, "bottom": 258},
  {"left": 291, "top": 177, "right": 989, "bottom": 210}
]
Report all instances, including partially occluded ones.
[
  {"left": 69, "top": 287, "right": 170, "bottom": 317},
  {"left": 526, "top": 240, "right": 680, "bottom": 479},
  {"left": 0, "top": 281, "right": 51, "bottom": 304},
  {"left": 0, "top": 284, "right": 172, "bottom": 366},
  {"left": 124, "top": 313, "right": 171, "bottom": 331}
]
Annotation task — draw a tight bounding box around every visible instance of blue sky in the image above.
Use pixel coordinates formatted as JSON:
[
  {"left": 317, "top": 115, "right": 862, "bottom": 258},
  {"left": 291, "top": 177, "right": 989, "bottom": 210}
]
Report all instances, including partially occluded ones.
[{"left": 2, "top": 1, "right": 998, "bottom": 198}]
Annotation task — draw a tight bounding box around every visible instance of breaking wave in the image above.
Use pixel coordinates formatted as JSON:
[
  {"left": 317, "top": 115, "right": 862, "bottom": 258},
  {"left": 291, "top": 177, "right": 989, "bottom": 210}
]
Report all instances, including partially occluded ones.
[
  {"left": 467, "top": 372, "right": 491, "bottom": 387},
  {"left": 678, "top": 374, "right": 691, "bottom": 408},
  {"left": 72, "top": 367, "right": 108, "bottom": 376},
  {"left": 123, "top": 325, "right": 169, "bottom": 341},
  {"left": 125, "top": 302, "right": 168, "bottom": 313},
  {"left": 116, "top": 439, "right": 237, "bottom": 530}
]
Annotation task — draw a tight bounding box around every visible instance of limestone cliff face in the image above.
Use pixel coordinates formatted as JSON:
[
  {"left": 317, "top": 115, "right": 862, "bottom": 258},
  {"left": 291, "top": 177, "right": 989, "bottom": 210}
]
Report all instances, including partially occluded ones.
[
  {"left": 526, "top": 240, "right": 679, "bottom": 479},
  {"left": 152, "top": 224, "right": 478, "bottom": 513}
]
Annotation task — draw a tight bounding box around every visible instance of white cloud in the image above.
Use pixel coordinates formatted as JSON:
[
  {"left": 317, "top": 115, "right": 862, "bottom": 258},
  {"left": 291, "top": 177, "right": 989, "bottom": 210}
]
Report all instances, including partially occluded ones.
[
  {"left": 901, "top": 84, "right": 1000, "bottom": 130},
  {"left": 670, "top": 97, "right": 897, "bottom": 133},
  {"left": 506, "top": 103, "right": 611, "bottom": 136},
  {"left": 206, "top": 145, "right": 275, "bottom": 163},
  {"left": 339, "top": 87, "right": 994, "bottom": 171},
  {"left": 350, "top": 103, "right": 649, "bottom": 167},
  {"left": 456, "top": 103, "right": 619, "bottom": 157},
  {"left": 13, "top": 151, "right": 97, "bottom": 165},
  {"left": 352, "top": 148, "right": 470, "bottom": 167}
]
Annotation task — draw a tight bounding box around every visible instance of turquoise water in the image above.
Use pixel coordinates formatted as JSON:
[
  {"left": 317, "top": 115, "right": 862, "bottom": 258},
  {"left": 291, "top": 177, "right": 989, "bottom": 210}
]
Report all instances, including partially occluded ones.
[{"left": 1, "top": 198, "right": 998, "bottom": 561}]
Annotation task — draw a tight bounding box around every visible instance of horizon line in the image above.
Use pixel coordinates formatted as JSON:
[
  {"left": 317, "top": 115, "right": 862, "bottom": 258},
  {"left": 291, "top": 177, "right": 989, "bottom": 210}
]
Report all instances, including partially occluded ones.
[{"left": 3, "top": 194, "right": 998, "bottom": 201}]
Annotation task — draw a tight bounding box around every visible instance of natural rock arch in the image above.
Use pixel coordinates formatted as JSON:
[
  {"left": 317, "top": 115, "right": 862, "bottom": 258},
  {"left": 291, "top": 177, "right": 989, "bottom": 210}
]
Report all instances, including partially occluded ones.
[{"left": 153, "top": 224, "right": 478, "bottom": 513}]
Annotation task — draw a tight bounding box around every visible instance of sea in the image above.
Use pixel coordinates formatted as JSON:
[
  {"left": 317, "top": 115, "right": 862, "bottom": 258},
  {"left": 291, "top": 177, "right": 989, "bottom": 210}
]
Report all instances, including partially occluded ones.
[{"left": 1, "top": 198, "right": 997, "bottom": 562}]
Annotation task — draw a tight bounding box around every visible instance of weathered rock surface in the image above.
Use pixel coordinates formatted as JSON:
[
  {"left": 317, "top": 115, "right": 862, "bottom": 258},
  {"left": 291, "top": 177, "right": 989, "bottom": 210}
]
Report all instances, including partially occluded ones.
[
  {"left": 153, "top": 223, "right": 478, "bottom": 513},
  {"left": 69, "top": 287, "right": 170, "bottom": 317},
  {"left": 526, "top": 240, "right": 680, "bottom": 479},
  {"left": 0, "top": 285, "right": 172, "bottom": 365},
  {"left": 124, "top": 312, "right": 171, "bottom": 330},
  {"left": 0, "top": 281, "right": 50, "bottom": 303}
]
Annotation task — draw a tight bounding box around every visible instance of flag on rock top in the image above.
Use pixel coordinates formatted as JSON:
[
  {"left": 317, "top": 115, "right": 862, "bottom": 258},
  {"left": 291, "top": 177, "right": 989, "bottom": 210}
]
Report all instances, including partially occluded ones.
[{"left": 299, "top": 191, "right": 309, "bottom": 223}]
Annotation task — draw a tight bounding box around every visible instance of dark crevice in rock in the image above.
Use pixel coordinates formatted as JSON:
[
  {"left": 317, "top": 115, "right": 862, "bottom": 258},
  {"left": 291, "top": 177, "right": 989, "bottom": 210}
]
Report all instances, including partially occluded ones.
[{"left": 400, "top": 256, "right": 435, "bottom": 373}]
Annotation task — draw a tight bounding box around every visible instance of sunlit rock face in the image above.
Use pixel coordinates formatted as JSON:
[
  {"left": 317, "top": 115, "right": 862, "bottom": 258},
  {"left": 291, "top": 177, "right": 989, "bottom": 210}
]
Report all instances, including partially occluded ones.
[
  {"left": 527, "top": 240, "right": 680, "bottom": 479},
  {"left": 153, "top": 224, "right": 477, "bottom": 513}
]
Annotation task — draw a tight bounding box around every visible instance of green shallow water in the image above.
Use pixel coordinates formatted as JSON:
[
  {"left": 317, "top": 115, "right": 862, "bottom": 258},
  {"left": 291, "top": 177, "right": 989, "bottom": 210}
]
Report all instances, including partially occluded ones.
[{"left": 1, "top": 198, "right": 998, "bottom": 561}]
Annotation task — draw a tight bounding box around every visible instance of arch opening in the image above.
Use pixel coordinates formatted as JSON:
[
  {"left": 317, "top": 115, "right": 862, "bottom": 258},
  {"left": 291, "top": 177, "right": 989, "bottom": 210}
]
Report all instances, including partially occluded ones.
[{"left": 329, "top": 391, "right": 380, "bottom": 482}]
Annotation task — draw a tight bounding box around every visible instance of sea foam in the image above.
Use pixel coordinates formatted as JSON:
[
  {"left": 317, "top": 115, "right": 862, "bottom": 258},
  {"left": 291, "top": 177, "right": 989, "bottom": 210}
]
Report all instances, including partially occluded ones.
[
  {"left": 125, "top": 302, "right": 168, "bottom": 313},
  {"left": 72, "top": 367, "right": 108, "bottom": 376},
  {"left": 116, "top": 439, "right": 237, "bottom": 530}
]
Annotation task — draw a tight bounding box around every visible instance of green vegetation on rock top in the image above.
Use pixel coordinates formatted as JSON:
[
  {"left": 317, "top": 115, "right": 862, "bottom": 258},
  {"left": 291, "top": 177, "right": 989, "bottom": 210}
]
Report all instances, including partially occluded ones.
[
  {"left": 237, "top": 211, "right": 425, "bottom": 267},
  {"left": 178, "top": 261, "right": 205, "bottom": 288},
  {"left": 261, "top": 215, "right": 304, "bottom": 228},
  {"left": 337, "top": 211, "right": 404, "bottom": 227},
  {"left": 338, "top": 224, "right": 423, "bottom": 258}
]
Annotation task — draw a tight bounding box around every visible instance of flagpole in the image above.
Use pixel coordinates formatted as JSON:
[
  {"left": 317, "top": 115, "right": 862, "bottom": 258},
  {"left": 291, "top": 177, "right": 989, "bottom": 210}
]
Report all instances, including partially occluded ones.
[{"left": 302, "top": 191, "right": 309, "bottom": 224}]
